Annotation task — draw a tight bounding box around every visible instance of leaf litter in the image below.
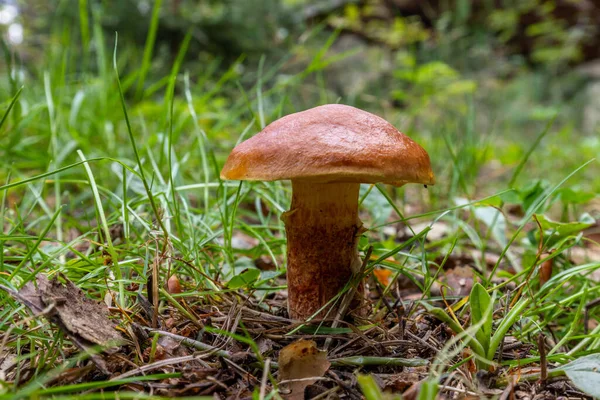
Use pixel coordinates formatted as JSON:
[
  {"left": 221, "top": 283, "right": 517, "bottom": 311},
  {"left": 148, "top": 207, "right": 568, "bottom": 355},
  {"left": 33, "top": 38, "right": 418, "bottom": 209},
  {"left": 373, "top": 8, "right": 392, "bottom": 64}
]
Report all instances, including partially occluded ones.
[{"left": 1, "top": 211, "right": 598, "bottom": 398}]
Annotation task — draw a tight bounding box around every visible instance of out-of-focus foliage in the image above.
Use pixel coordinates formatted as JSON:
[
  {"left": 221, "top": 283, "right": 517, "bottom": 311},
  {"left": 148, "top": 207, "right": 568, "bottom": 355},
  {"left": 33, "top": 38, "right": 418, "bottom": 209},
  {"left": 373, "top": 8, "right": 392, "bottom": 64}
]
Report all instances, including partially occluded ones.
[
  {"left": 325, "top": 0, "right": 479, "bottom": 120},
  {"left": 3, "top": 0, "right": 600, "bottom": 143},
  {"left": 393, "top": 57, "right": 477, "bottom": 119},
  {"left": 488, "top": 0, "right": 599, "bottom": 69},
  {"left": 12, "top": 0, "right": 306, "bottom": 66},
  {"left": 328, "top": 2, "right": 430, "bottom": 48}
]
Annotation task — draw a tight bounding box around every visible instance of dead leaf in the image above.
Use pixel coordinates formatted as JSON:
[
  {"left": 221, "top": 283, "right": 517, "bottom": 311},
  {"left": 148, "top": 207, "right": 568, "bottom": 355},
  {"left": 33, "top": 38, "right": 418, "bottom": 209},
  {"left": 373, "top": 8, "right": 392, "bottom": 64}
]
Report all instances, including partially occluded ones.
[
  {"left": 539, "top": 254, "right": 553, "bottom": 287},
  {"left": 373, "top": 268, "right": 393, "bottom": 286},
  {"left": 33, "top": 275, "right": 123, "bottom": 347},
  {"left": 0, "top": 274, "right": 123, "bottom": 374},
  {"left": 278, "top": 339, "right": 330, "bottom": 400}
]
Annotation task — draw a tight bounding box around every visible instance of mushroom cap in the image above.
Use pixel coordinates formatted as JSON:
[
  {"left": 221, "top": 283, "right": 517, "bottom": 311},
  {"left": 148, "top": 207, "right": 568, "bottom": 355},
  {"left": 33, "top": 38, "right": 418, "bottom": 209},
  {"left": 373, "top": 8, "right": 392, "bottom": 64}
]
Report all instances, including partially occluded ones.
[{"left": 220, "top": 104, "right": 435, "bottom": 186}]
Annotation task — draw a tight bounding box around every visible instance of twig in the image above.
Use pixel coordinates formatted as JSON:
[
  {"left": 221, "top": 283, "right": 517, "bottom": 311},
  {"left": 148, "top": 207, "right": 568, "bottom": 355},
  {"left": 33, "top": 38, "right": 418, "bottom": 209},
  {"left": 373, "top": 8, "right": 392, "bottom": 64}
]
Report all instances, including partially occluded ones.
[
  {"left": 223, "top": 357, "right": 260, "bottom": 385},
  {"left": 405, "top": 330, "right": 440, "bottom": 353},
  {"left": 311, "top": 386, "right": 340, "bottom": 400},
  {"left": 538, "top": 333, "right": 547, "bottom": 382},
  {"left": 141, "top": 326, "right": 231, "bottom": 358},
  {"left": 438, "top": 384, "right": 479, "bottom": 396},
  {"left": 278, "top": 376, "right": 332, "bottom": 385},
  {"left": 109, "top": 354, "right": 208, "bottom": 381},
  {"left": 371, "top": 272, "right": 395, "bottom": 315},
  {"left": 241, "top": 306, "right": 293, "bottom": 323},
  {"left": 255, "top": 355, "right": 428, "bottom": 369}
]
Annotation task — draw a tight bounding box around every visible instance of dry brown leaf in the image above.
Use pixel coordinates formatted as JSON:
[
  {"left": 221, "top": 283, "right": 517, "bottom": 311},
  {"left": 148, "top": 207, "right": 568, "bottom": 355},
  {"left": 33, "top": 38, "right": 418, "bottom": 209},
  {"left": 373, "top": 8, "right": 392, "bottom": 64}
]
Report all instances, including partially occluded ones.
[
  {"left": 278, "top": 339, "right": 330, "bottom": 400},
  {"left": 538, "top": 254, "right": 553, "bottom": 287},
  {"left": 30, "top": 275, "right": 123, "bottom": 347},
  {"left": 373, "top": 268, "right": 393, "bottom": 286},
  {"left": 1, "top": 274, "right": 124, "bottom": 374}
]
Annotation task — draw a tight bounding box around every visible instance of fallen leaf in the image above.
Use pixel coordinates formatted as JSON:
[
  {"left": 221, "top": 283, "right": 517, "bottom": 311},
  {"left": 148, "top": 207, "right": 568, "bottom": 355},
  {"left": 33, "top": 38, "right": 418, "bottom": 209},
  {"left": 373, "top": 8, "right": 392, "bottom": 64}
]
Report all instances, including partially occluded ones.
[
  {"left": 373, "top": 268, "right": 393, "bottom": 286},
  {"left": 539, "top": 254, "right": 553, "bottom": 287},
  {"left": 34, "top": 275, "right": 123, "bottom": 347},
  {"left": 278, "top": 339, "right": 330, "bottom": 400},
  {"left": 0, "top": 274, "right": 123, "bottom": 374}
]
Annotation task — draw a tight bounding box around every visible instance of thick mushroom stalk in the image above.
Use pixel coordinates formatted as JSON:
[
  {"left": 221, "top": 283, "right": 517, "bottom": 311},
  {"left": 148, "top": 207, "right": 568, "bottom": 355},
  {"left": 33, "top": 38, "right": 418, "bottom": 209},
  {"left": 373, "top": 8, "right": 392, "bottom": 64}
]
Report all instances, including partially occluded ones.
[{"left": 281, "top": 181, "right": 364, "bottom": 320}]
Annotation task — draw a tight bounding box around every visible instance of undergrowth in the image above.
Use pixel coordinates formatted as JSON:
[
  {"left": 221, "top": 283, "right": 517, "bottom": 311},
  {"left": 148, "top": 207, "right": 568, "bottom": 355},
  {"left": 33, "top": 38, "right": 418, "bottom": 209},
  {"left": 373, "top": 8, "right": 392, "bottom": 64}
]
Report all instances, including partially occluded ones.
[{"left": 1, "top": 3, "right": 599, "bottom": 399}]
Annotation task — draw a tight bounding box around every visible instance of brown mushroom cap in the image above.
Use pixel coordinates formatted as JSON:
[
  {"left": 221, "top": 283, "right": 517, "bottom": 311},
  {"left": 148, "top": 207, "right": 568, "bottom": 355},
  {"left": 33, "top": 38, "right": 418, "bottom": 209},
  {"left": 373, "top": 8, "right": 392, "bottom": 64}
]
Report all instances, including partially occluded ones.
[{"left": 220, "top": 104, "right": 435, "bottom": 187}]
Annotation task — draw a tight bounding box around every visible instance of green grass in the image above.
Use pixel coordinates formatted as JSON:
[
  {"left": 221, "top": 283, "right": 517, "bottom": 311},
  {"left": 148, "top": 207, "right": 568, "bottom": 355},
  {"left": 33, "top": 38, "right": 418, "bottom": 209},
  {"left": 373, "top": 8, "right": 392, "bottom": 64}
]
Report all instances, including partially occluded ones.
[{"left": 1, "top": 6, "right": 600, "bottom": 400}]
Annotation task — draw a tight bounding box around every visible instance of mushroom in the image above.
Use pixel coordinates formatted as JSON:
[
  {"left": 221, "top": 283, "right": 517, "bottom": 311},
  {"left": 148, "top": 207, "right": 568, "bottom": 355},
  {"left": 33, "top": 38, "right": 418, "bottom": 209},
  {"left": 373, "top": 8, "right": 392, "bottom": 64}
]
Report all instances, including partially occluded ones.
[{"left": 220, "top": 104, "right": 434, "bottom": 320}]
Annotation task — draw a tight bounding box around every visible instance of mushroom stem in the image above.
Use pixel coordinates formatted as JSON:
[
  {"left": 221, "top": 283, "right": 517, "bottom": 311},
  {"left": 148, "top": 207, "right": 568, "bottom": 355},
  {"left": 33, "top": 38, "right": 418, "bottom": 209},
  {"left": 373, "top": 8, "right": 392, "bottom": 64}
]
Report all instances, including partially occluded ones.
[{"left": 282, "top": 181, "right": 364, "bottom": 320}]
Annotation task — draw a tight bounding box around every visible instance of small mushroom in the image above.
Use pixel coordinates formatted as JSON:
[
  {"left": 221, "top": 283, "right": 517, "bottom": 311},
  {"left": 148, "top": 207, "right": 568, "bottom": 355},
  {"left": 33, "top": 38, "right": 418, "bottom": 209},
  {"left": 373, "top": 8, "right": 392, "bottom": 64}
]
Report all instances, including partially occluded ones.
[{"left": 221, "top": 104, "right": 434, "bottom": 320}]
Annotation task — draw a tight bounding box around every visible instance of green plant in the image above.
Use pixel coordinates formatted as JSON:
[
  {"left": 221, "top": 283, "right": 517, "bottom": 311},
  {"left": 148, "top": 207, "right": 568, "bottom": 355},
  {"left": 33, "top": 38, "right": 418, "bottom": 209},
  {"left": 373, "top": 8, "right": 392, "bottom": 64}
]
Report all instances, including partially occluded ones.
[
  {"left": 425, "top": 283, "right": 531, "bottom": 370},
  {"left": 392, "top": 56, "right": 477, "bottom": 120}
]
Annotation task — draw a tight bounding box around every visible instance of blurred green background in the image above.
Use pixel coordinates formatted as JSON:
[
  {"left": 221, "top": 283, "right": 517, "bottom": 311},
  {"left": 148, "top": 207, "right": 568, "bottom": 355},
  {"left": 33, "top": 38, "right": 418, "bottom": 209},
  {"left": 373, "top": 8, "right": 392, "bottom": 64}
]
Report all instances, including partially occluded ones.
[{"left": 1, "top": 0, "right": 599, "bottom": 201}]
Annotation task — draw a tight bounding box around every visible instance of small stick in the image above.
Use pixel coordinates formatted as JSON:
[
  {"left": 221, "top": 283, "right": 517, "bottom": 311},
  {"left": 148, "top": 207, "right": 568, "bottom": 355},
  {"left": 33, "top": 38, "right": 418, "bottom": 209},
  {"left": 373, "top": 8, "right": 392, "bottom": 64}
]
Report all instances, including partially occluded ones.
[
  {"left": 254, "top": 355, "right": 429, "bottom": 369},
  {"left": 109, "top": 354, "right": 205, "bottom": 381},
  {"left": 538, "top": 333, "right": 547, "bottom": 382},
  {"left": 141, "top": 326, "right": 231, "bottom": 358}
]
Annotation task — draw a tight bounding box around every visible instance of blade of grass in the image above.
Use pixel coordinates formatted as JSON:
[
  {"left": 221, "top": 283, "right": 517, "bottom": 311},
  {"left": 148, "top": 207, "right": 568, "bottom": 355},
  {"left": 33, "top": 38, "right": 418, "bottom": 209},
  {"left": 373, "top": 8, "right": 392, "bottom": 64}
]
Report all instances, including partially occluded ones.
[
  {"left": 183, "top": 72, "right": 210, "bottom": 214},
  {"left": 8, "top": 205, "right": 63, "bottom": 281},
  {"left": 43, "top": 72, "right": 64, "bottom": 260},
  {"left": 166, "top": 30, "right": 192, "bottom": 238},
  {"left": 487, "top": 159, "right": 595, "bottom": 283},
  {"left": 508, "top": 116, "right": 556, "bottom": 188},
  {"left": 78, "top": 0, "right": 90, "bottom": 54},
  {"left": 113, "top": 33, "right": 168, "bottom": 237},
  {"left": 0, "top": 86, "right": 23, "bottom": 131},
  {"left": 36, "top": 373, "right": 180, "bottom": 396},
  {"left": 77, "top": 150, "right": 123, "bottom": 306},
  {"left": 135, "top": 0, "right": 163, "bottom": 99}
]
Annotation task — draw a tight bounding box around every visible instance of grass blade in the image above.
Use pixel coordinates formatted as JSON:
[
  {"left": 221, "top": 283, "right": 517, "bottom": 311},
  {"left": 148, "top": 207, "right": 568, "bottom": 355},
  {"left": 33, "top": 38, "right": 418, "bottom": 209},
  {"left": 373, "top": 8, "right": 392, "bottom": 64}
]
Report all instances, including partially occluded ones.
[
  {"left": 135, "top": 0, "right": 163, "bottom": 99},
  {"left": 0, "top": 86, "right": 23, "bottom": 131}
]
